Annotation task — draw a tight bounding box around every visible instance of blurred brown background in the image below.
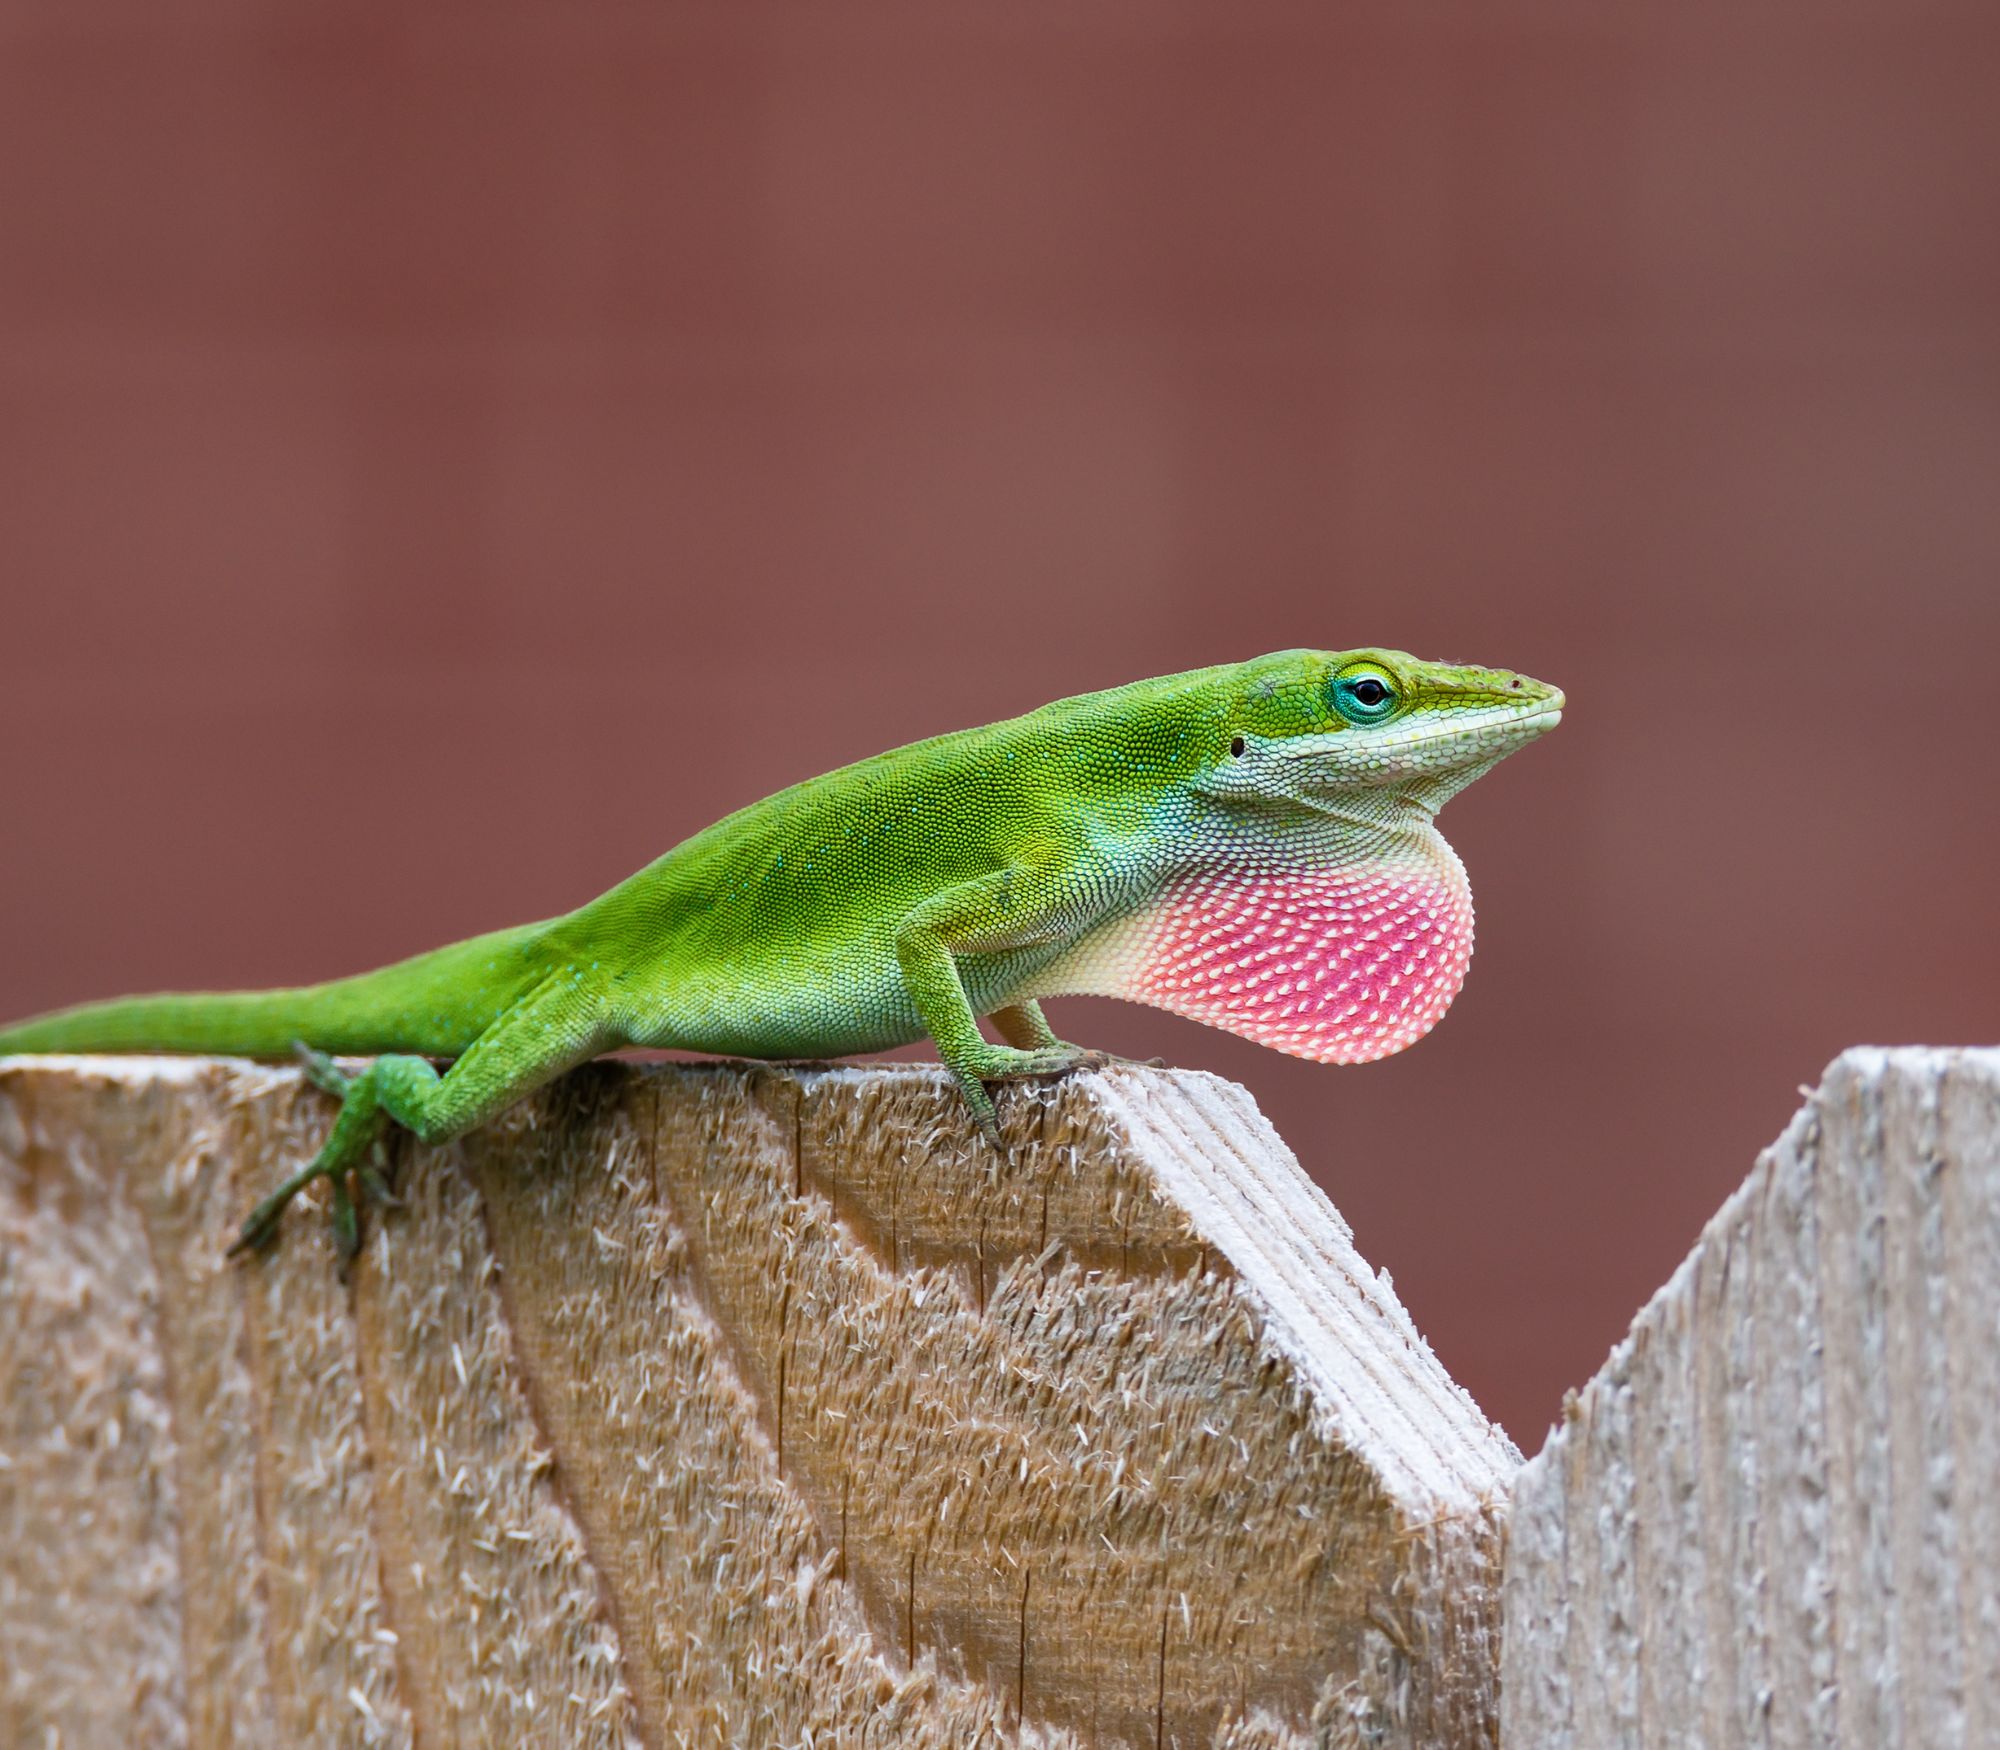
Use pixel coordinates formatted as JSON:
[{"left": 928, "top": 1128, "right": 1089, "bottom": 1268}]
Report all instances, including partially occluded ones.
[{"left": 3, "top": 0, "right": 1997, "bottom": 1445}]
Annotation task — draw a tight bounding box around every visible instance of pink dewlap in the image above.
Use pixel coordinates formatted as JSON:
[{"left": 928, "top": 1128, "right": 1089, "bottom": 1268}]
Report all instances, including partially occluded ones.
[{"left": 1127, "top": 860, "right": 1476, "bottom": 1064}]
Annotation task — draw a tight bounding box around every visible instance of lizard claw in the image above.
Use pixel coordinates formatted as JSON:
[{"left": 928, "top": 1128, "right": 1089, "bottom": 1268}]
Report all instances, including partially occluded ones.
[
  {"left": 226, "top": 1191, "right": 289, "bottom": 1257},
  {"left": 954, "top": 1077, "right": 1006, "bottom": 1150},
  {"left": 327, "top": 1169, "right": 361, "bottom": 1260}
]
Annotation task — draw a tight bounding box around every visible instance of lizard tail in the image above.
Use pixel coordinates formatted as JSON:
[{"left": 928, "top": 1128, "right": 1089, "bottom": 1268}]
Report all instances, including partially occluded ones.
[{"left": 0, "top": 922, "right": 549, "bottom": 1061}]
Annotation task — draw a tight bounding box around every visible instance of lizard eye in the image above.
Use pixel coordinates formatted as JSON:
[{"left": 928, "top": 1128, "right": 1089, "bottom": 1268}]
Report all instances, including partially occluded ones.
[{"left": 1331, "top": 667, "right": 1400, "bottom": 725}]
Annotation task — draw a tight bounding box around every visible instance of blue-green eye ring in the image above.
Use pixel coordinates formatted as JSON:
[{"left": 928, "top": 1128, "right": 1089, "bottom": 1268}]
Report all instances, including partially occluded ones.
[{"left": 1331, "top": 665, "right": 1400, "bottom": 725}]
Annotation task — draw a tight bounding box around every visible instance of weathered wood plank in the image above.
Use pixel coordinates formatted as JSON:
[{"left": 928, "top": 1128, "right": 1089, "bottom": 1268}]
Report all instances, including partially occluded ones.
[
  {"left": 1500, "top": 1048, "right": 2000, "bottom": 1750},
  {"left": 0, "top": 1056, "right": 1517, "bottom": 1748}
]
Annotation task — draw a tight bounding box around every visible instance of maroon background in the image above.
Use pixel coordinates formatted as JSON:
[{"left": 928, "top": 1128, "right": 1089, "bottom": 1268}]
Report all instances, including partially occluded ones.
[{"left": 4, "top": 1, "right": 1998, "bottom": 1444}]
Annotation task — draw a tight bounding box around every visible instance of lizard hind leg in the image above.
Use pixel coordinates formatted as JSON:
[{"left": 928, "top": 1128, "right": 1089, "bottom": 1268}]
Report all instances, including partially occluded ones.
[
  {"left": 228, "top": 974, "right": 613, "bottom": 1258},
  {"left": 228, "top": 1047, "right": 411, "bottom": 1258}
]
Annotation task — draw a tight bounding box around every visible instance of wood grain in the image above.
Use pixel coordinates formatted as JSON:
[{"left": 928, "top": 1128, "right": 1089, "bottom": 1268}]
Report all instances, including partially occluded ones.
[
  {"left": 0, "top": 1056, "right": 1517, "bottom": 1748},
  {"left": 1500, "top": 1047, "right": 2000, "bottom": 1750}
]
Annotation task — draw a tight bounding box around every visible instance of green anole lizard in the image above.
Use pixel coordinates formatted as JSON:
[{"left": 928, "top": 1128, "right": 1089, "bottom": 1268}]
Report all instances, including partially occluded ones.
[{"left": 0, "top": 649, "right": 1561, "bottom": 1254}]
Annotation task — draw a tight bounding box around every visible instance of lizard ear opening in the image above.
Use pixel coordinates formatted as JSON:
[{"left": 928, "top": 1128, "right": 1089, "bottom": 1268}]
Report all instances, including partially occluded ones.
[{"left": 1229, "top": 735, "right": 1246, "bottom": 758}]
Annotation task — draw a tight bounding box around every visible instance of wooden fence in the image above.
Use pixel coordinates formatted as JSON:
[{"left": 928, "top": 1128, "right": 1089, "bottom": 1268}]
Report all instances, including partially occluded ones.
[
  {"left": 1502, "top": 1048, "right": 2000, "bottom": 1749},
  {"left": 1, "top": 1047, "right": 1992, "bottom": 1747}
]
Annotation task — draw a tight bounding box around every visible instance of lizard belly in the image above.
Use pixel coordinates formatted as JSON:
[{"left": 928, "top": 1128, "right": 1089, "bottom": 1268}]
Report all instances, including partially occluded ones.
[
  {"left": 1035, "top": 840, "right": 1475, "bottom": 1065},
  {"left": 621, "top": 939, "right": 925, "bottom": 1060}
]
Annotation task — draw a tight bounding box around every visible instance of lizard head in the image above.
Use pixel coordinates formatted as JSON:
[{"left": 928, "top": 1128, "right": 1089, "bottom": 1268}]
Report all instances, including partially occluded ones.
[
  {"left": 1101, "top": 648, "right": 1565, "bottom": 1062},
  {"left": 1196, "top": 647, "right": 1563, "bottom": 823},
  {"left": 1043, "top": 648, "right": 1563, "bottom": 1064}
]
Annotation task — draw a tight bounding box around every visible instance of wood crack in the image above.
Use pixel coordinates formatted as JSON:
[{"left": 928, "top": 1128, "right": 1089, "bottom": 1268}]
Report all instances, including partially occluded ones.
[{"left": 472, "top": 1140, "right": 664, "bottom": 1750}]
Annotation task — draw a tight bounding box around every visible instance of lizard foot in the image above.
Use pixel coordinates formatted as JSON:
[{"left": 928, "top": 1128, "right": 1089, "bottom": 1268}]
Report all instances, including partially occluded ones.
[
  {"left": 978, "top": 1045, "right": 1110, "bottom": 1083},
  {"left": 227, "top": 1046, "right": 388, "bottom": 1261},
  {"left": 950, "top": 1043, "right": 1115, "bottom": 1150},
  {"left": 228, "top": 1149, "right": 361, "bottom": 1260}
]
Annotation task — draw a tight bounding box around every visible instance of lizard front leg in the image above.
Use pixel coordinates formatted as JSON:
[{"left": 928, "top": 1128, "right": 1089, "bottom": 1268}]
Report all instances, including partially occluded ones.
[
  {"left": 893, "top": 864, "right": 1100, "bottom": 1143},
  {"left": 991, "top": 998, "right": 1164, "bottom": 1071}
]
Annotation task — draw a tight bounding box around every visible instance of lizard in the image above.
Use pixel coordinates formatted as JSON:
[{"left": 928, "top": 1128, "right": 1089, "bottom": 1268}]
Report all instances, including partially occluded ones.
[{"left": 0, "top": 648, "right": 1562, "bottom": 1255}]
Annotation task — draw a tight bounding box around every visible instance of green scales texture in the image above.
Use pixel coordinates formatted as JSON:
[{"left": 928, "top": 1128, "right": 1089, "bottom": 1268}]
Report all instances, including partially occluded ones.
[{"left": 0, "top": 649, "right": 1562, "bottom": 1252}]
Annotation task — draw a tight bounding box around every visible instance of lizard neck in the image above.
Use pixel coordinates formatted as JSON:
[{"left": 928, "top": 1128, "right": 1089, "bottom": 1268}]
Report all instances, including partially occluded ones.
[{"left": 1037, "top": 815, "right": 1475, "bottom": 1065}]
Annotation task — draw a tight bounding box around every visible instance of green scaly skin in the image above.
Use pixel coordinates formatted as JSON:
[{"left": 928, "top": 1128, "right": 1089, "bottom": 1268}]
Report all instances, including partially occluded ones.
[{"left": 0, "top": 650, "right": 1562, "bottom": 1255}]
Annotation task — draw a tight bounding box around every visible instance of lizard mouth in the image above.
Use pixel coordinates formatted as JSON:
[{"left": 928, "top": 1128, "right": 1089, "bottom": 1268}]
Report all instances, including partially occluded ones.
[
  {"left": 1379, "top": 701, "right": 1563, "bottom": 749},
  {"left": 1277, "top": 699, "right": 1564, "bottom": 764}
]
